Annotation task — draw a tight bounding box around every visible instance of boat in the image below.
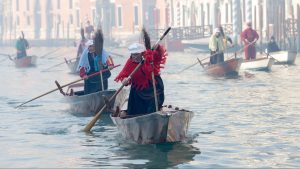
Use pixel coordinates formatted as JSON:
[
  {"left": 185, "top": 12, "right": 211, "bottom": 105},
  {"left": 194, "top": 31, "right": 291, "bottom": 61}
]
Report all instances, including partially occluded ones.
[
  {"left": 202, "top": 58, "right": 242, "bottom": 77},
  {"left": 64, "top": 58, "right": 79, "bottom": 74},
  {"left": 111, "top": 105, "right": 194, "bottom": 144},
  {"left": 268, "top": 51, "right": 297, "bottom": 65},
  {"left": 64, "top": 83, "right": 128, "bottom": 117},
  {"left": 13, "top": 55, "right": 37, "bottom": 68},
  {"left": 240, "top": 57, "right": 275, "bottom": 71}
]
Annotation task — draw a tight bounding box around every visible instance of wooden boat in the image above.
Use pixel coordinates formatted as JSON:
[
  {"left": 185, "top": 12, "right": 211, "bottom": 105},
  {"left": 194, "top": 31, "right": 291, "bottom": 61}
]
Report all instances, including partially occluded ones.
[
  {"left": 111, "top": 106, "right": 194, "bottom": 144},
  {"left": 202, "top": 58, "right": 242, "bottom": 77},
  {"left": 269, "top": 51, "right": 297, "bottom": 65},
  {"left": 65, "top": 58, "right": 79, "bottom": 74},
  {"left": 13, "top": 55, "right": 37, "bottom": 68},
  {"left": 240, "top": 57, "right": 275, "bottom": 71},
  {"left": 64, "top": 83, "right": 128, "bottom": 117}
]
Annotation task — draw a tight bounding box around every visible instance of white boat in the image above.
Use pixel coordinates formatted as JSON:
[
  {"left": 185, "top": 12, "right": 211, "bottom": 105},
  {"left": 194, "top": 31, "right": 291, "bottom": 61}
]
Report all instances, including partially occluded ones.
[
  {"left": 240, "top": 57, "right": 275, "bottom": 71},
  {"left": 268, "top": 51, "right": 297, "bottom": 65}
]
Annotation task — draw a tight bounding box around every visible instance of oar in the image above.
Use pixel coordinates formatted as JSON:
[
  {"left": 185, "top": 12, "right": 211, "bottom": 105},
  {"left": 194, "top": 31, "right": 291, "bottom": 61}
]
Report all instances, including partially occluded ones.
[
  {"left": 256, "top": 46, "right": 288, "bottom": 68},
  {"left": 0, "top": 53, "right": 14, "bottom": 61},
  {"left": 40, "top": 48, "right": 61, "bottom": 58},
  {"left": 177, "top": 51, "right": 222, "bottom": 74},
  {"left": 15, "top": 64, "right": 120, "bottom": 108},
  {"left": 178, "top": 40, "right": 257, "bottom": 73},
  {"left": 42, "top": 57, "right": 77, "bottom": 72},
  {"left": 83, "top": 26, "right": 172, "bottom": 132}
]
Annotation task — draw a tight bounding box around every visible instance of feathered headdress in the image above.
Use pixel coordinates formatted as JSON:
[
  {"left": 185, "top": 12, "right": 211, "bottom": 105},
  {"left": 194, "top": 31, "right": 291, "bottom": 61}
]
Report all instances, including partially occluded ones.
[
  {"left": 115, "top": 28, "right": 168, "bottom": 90},
  {"left": 94, "top": 29, "right": 103, "bottom": 57},
  {"left": 142, "top": 27, "right": 151, "bottom": 50},
  {"left": 80, "top": 28, "right": 85, "bottom": 40}
]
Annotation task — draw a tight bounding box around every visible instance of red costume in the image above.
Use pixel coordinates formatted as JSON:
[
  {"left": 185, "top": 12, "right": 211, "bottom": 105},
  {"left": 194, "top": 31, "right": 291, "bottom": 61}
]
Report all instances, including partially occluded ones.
[
  {"left": 241, "top": 28, "right": 259, "bottom": 60},
  {"left": 115, "top": 45, "right": 167, "bottom": 90},
  {"left": 115, "top": 45, "right": 167, "bottom": 115}
]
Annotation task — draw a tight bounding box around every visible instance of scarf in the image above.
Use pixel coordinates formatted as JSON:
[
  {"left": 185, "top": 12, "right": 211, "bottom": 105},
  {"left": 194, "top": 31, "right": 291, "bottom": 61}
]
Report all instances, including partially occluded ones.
[
  {"left": 77, "top": 48, "right": 110, "bottom": 72},
  {"left": 115, "top": 45, "right": 167, "bottom": 90}
]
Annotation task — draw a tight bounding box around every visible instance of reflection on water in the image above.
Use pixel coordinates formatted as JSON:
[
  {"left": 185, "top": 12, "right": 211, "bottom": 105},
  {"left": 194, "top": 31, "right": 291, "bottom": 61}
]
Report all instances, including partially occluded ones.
[
  {"left": 83, "top": 142, "right": 200, "bottom": 168},
  {"left": 0, "top": 47, "right": 299, "bottom": 168}
]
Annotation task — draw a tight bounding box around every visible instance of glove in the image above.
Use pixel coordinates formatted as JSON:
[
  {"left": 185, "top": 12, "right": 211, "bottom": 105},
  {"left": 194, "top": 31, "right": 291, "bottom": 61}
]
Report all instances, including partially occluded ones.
[{"left": 79, "top": 67, "right": 86, "bottom": 78}]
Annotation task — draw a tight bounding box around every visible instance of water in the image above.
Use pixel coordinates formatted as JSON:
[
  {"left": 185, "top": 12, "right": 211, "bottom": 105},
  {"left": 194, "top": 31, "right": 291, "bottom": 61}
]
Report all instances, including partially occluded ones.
[{"left": 0, "top": 47, "right": 299, "bottom": 168}]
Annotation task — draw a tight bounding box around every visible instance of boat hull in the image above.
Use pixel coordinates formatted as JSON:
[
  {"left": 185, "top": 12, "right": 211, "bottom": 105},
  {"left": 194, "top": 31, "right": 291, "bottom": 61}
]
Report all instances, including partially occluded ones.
[
  {"left": 66, "top": 60, "right": 79, "bottom": 74},
  {"left": 269, "top": 51, "right": 297, "bottom": 65},
  {"left": 240, "top": 57, "right": 275, "bottom": 71},
  {"left": 111, "top": 107, "right": 194, "bottom": 144},
  {"left": 14, "top": 55, "right": 37, "bottom": 68},
  {"left": 65, "top": 89, "right": 128, "bottom": 117},
  {"left": 204, "top": 58, "right": 242, "bottom": 77}
]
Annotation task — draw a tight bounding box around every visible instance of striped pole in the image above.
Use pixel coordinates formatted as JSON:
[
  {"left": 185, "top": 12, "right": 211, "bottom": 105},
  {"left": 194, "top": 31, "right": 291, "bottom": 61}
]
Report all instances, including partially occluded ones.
[
  {"left": 232, "top": 0, "right": 242, "bottom": 44},
  {"left": 211, "top": 0, "right": 218, "bottom": 29},
  {"left": 246, "top": 0, "right": 252, "bottom": 22},
  {"left": 177, "top": 2, "right": 180, "bottom": 26}
]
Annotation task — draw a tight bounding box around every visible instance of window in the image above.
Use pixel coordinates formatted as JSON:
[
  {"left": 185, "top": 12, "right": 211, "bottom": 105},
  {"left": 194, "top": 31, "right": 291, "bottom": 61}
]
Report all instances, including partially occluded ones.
[
  {"left": 16, "top": 16, "right": 20, "bottom": 25},
  {"left": 16, "top": 0, "right": 19, "bottom": 11},
  {"left": 118, "top": 6, "right": 122, "bottom": 27},
  {"left": 57, "top": 15, "right": 61, "bottom": 24},
  {"left": 134, "top": 6, "right": 138, "bottom": 26},
  {"left": 69, "top": 0, "right": 73, "bottom": 9},
  {"left": 27, "top": 16, "right": 30, "bottom": 25},
  {"left": 69, "top": 15, "right": 73, "bottom": 25},
  {"left": 111, "top": 5, "right": 115, "bottom": 26},
  {"left": 76, "top": 10, "right": 80, "bottom": 27},
  {"left": 57, "top": 0, "right": 60, "bottom": 9},
  {"left": 26, "top": 0, "right": 30, "bottom": 11}
]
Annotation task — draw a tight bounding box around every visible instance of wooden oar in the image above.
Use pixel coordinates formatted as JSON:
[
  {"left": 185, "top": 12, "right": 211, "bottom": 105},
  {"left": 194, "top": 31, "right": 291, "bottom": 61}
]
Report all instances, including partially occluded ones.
[
  {"left": 42, "top": 57, "right": 77, "bottom": 72},
  {"left": 83, "top": 26, "right": 172, "bottom": 132},
  {"left": 256, "top": 46, "right": 288, "bottom": 68},
  {"left": 178, "top": 40, "right": 257, "bottom": 73},
  {"left": 83, "top": 62, "right": 143, "bottom": 132},
  {"left": 40, "top": 48, "right": 61, "bottom": 58},
  {"left": 0, "top": 53, "right": 14, "bottom": 61},
  {"left": 177, "top": 51, "right": 222, "bottom": 74},
  {"left": 15, "top": 64, "right": 120, "bottom": 108}
]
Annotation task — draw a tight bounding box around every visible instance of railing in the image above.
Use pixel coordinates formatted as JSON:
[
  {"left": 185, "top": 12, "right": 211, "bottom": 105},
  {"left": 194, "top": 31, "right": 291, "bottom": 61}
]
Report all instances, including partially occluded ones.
[
  {"left": 149, "top": 25, "right": 213, "bottom": 40},
  {"left": 149, "top": 24, "right": 234, "bottom": 40}
]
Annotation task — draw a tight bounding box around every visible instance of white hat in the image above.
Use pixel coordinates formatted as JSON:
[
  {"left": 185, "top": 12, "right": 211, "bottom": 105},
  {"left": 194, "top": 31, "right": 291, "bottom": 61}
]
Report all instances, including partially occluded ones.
[
  {"left": 128, "top": 43, "right": 146, "bottom": 54},
  {"left": 85, "top": 40, "right": 94, "bottom": 47},
  {"left": 214, "top": 28, "right": 220, "bottom": 34}
]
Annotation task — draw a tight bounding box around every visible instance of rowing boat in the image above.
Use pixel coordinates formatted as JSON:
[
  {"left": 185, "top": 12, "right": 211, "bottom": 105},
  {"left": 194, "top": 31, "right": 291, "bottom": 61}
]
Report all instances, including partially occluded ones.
[
  {"left": 202, "top": 58, "right": 242, "bottom": 77},
  {"left": 65, "top": 58, "right": 79, "bottom": 74},
  {"left": 14, "top": 55, "right": 37, "bottom": 68},
  {"left": 268, "top": 51, "right": 297, "bottom": 65},
  {"left": 111, "top": 106, "right": 194, "bottom": 144},
  {"left": 65, "top": 84, "right": 128, "bottom": 117},
  {"left": 240, "top": 57, "right": 275, "bottom": 71}
]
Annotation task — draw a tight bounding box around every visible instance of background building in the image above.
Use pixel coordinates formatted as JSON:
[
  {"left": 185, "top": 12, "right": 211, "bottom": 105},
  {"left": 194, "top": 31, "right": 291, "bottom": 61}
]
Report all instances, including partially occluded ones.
[{"left": 0, "top": 0, "right": 299, "bottom": 51}]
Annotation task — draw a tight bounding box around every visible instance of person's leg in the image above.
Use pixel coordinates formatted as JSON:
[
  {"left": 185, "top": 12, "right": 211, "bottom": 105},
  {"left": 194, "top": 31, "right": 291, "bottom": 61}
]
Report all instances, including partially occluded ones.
[{"left": 103, "top": 79, "right": 108, "bottom": 90}]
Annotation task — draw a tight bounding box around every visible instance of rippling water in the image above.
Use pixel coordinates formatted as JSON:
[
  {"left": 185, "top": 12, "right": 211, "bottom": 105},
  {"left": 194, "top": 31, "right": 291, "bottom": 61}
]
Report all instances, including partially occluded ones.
[{"left": 0, "top": 47, "right": 299, "bottom": 168}]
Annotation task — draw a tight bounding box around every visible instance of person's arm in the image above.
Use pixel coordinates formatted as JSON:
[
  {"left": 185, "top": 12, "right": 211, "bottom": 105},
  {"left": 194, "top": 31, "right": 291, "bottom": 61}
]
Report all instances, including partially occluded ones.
[
  {"left": 209, "top": 36, "right": 217, "bottom": 52},
  {"left": 226, "top": 36, "right": 233, "bottom": 45}
]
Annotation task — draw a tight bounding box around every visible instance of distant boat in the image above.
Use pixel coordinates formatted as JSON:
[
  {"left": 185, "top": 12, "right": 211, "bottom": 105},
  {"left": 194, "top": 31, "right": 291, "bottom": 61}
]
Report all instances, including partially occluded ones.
[
  {"left": 240, "top": 57, "right": 275, "bottom": 71},
  {"left": 13, "top": 55, "right": 37, "bottom": 68},
  {"left": 268, "top": 51, "right": 297, "bottom": 65},
  {"left": 111, "top": 106, "right": 194, "bottom": 144},
  {"left": 64, "top": 58, "right": 79, "bottom": 74},
  {"left": 202, "top": 58, "right": 242, "bottom": 77}
]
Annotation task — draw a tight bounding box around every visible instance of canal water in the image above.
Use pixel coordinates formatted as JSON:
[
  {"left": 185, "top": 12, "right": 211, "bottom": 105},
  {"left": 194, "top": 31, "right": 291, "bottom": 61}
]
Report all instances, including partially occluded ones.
[{"left": 0, "top": 47, "right": 299, "bottom": 168}]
